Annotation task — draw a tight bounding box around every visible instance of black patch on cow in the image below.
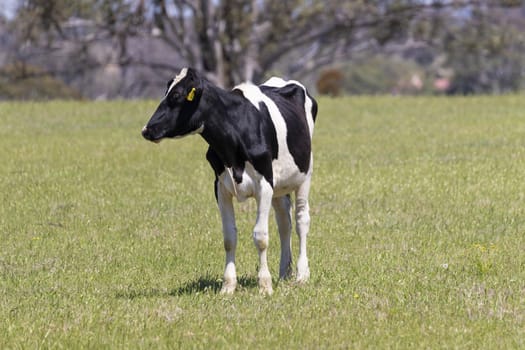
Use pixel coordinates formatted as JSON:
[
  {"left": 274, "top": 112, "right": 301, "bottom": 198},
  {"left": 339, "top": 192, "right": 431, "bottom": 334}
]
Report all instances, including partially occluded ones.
[
  {"left": 201, "top": 87, "right": 278, "bottom": 187},
  {"left": 206, "top": 147, "right": 225, "bottom": 177},
  {"left": 232, "top": 166, "right": 244, "bottom": 184},
  {"left": 248, "top": 102, "right": 278, "bottom": 185},
  {"left": 213, "top": 177, "right": 219, "bottom": 202},
  {"left": 206, "top": 147, "right": 224, "bottom": 202},
  {"left": 260, "top": 84, "right": 312, "bottom": 173}
]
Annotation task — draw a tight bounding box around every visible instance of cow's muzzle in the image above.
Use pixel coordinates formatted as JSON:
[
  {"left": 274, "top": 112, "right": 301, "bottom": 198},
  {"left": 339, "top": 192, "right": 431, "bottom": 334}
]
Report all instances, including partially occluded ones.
[{"left": 141, "top": 126, "right": 161, "bottom": 143}]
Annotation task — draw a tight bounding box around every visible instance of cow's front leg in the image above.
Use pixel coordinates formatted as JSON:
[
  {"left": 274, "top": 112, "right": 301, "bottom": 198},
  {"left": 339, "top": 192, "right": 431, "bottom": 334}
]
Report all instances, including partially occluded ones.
[
  {"left": 253, "top": 178, "right": 274, "bottom": 295},
  {"left": 217, "top": 182, "right": 237, "bottom": 294}
]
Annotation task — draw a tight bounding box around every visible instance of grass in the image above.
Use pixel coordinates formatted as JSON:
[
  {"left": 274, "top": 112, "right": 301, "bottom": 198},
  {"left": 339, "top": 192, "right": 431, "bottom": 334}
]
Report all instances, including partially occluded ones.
[{"left": 1, "top": 96, "right": 525, "bottom": 348}]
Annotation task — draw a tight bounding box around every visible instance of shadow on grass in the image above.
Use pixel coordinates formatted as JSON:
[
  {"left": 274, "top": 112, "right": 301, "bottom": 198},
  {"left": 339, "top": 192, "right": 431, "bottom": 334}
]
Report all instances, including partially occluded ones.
[{"left": 115, "top": 275, "right": 259, "bottom": 299}]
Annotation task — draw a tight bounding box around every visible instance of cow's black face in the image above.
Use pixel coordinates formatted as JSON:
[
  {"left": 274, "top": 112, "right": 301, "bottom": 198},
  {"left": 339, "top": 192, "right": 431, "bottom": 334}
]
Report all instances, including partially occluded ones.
[{"left": 142, "top": 68, "right": 202, "bottom": 142}]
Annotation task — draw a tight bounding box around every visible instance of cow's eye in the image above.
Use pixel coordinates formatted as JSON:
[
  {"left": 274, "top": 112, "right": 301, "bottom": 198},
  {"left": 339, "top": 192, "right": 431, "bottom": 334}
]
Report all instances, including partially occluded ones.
[{"left": 167, "top": 92, "right": 180, "bottom": 108}]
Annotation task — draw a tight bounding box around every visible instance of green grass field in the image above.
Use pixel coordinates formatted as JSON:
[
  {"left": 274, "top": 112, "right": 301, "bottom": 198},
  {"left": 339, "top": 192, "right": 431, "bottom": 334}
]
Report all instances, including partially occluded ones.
[{"left": 1, "top": 96, "right": 524, "bottom": 348}]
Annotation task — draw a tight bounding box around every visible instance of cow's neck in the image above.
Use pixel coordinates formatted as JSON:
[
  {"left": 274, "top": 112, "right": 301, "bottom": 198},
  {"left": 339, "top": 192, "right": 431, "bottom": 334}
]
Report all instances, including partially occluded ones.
[{"left": 198, "top": 84, "right": 249, "bottom": 169}]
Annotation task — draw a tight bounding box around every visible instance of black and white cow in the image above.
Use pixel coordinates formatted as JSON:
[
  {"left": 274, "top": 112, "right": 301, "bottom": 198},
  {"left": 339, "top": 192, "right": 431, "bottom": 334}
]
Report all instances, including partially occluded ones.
[{"left": 142, "top": 67, "right": 317, "bottom": 294}]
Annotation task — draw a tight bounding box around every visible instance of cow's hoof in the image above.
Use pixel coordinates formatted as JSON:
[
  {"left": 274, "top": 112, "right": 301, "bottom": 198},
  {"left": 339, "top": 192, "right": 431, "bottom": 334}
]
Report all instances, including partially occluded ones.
[
  {"left": 296, "top": 267, "right": 310, "bottom": 284},
  {"left": 220, "top": 280, "right": 237, "bottom": 294},
  {"left": 259, "top": 277, "right": 273, "bottom": 295}
]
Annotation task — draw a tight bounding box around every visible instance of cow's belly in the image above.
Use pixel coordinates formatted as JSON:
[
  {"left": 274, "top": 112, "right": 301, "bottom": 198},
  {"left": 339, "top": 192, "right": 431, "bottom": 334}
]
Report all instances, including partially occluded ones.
[
  {"left": 219, "top": 158, "right": 310, "bottom": 202},
  {"left": 271, "top": 157, "right": 309, "bottom": 197}
]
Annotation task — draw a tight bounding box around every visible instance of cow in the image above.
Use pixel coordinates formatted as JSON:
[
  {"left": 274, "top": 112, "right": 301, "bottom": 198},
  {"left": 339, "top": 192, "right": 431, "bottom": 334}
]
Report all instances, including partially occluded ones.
[{"left": 141, "top": 67, "right": 317, "bottom": 295}]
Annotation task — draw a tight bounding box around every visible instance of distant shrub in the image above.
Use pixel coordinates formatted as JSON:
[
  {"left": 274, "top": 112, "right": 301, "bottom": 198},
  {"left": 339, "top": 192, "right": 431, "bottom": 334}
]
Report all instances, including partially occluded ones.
[
  {"left": 0, "top": 62, "right": 82, "bottom": 100},
  {"left": 316, "top": 68, "right": 344, "bottom": 97},
  {"left": 343, "top": 55, "right": 427, "bottom": 95},
  {"left": 316, "top": 56, "right": 431, "bottom": 96}
]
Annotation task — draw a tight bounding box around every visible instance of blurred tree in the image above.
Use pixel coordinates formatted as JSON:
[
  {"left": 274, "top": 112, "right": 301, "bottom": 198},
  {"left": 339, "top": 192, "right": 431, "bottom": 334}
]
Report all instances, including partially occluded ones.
[
  {"left": 443, "top": 6, "right": 525, "bottom": 94},
  {"left": 6, "top": 0, "right": 523, "bottom": 97},
  {"left": 6, "top": 0, "right": 145, "bottom": 98},
  {"left": 408, "top": 0, "right": 525, "bottom": 94},
  {"left": 7, "top": 0, "right": 444, "bottom": 93},
  {"left": 125, "top": 0, "right": 437, "bottom": 87},
  {"left": 0, "top": 62, "right": 82, "bottom": 100},
  {"left": 340, "top": 54, "right": 426, "bottom": 95}
]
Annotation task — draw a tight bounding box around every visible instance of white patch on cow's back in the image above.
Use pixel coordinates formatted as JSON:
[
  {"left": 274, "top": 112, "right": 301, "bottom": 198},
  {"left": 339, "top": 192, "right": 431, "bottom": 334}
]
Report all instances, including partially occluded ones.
[
  {"left": 263, "top": 77, "right": 287, "bottom": 87},
  {"left": 233, "top": 83, "right": 262, "bottom": 110},
  {"left": 166, "top": 67, "right": 188, "bottom": 96}
]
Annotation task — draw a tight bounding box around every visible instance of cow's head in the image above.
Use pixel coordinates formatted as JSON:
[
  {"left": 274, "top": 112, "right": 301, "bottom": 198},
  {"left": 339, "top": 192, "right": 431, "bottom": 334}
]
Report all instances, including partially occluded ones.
[{"left": 142, "top": 67, "right": 203, "bottom": 143}]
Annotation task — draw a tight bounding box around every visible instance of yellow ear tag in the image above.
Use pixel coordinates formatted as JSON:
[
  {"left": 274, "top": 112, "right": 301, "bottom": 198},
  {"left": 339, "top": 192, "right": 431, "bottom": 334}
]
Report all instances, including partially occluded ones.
[{"left": 186, "top": 87, "right": 196, "bottom": 101}]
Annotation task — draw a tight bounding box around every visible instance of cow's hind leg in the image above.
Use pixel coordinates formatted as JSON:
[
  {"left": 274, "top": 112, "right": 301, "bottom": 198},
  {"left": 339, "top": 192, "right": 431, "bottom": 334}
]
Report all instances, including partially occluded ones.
[
  {"left": 253, "top": 178, "right": 274, "bottom": 295},
  {"left": 295, "top": 177, "right": 311, "bottom": 283},
  {"left": 217, "top": 182, "right": 237, "bottom": 294},
  {"left": 272, "top": 195, "right": 293, "bottom": 280}
]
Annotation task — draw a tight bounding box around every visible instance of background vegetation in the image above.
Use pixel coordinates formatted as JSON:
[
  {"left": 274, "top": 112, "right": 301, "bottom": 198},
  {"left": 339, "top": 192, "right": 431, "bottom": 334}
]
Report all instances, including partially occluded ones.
[
  {"left": 1, "top": 1, "right": 525, "bottom": 99},
  {"left": 1, "top": 97, "right": 524, "bottom": 348}
]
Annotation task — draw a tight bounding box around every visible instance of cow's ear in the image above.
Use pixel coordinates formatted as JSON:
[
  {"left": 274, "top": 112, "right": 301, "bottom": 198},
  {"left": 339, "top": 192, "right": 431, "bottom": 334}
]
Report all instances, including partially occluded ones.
[
  {"left": 186, "top": 67, "right": 198, "bottom": 85},
  {"left": 185, "top": 68, "right": 200, "bottom": 101}
]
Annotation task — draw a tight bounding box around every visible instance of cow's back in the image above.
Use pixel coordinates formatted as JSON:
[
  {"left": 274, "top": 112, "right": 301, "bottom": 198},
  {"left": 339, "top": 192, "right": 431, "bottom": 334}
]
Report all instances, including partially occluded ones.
[{"left": 232, "top": 79, "right": 316, "bottom": 196}]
